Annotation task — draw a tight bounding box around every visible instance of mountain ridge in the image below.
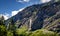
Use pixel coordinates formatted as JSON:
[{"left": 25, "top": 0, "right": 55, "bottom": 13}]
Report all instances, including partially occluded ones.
[{"left": 5, "top": 1, "right": 60, "bottom": 33}]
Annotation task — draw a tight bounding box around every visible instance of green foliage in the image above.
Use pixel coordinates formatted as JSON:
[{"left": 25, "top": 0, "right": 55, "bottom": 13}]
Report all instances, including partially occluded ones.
[
  {"left": 25, "top": 31, "right": 32, "bottom": 36},
  {"left": 0, "top": 25, "right": 59, "bottom": 36},
  {"left": 15, "top": 26, "right": 28, "bottom": 36},
  {"left": 0, "top": 15, "right": 59, "bottom": 36},
  {"left": 0, "top": 25, "right": 7, "bottom": 36},
  {"left": 30, "top": 29, "right": 58, "bottom": 36},
  {"left": 7, "top": 31, "right": 13, "bottom": 36}
]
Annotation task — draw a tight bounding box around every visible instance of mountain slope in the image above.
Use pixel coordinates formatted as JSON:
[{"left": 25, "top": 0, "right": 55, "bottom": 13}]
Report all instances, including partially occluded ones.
[{"left": 6, "top": 1, "right": 60, "bottom": 32}]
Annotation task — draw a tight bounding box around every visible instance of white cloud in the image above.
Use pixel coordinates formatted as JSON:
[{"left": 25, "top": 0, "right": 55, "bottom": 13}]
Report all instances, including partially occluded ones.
[
  {"left": 0, "top": 8, "right": 25, "bottom": 20},
  {"left": 0, "top": 14, "right": 10, "bottom": 20},
  {"left": 12, "top": 11, "right": 18, "bottom": 16},
  {"left": 41, "top": 0, "right": 51, "bottom": 3},
  {"left": 12, "top": 8, "right": 25, "bottom": 16},
  {"left": 24, "top": 0, "right": 30, "bottom": 2},
  {"left": 16, "top": 0, "right": 30, "bottom": 3},
  {"left": 3, "top": 15, "right": 9, "bottom": 20}
]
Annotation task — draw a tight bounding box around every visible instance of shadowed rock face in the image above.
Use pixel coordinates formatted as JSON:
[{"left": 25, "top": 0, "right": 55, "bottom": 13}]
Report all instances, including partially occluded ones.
[{"left": 6, "top": 1, "right": 60, "bottom": 31}]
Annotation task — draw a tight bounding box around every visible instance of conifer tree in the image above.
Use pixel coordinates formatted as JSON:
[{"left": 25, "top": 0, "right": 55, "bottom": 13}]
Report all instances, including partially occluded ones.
[{"left": 0, "top": 15, "right": 5, "bottom": 25}]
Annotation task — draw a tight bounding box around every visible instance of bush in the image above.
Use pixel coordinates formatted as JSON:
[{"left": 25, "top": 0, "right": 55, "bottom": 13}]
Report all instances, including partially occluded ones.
[
  {"left": 30, "top": 29, "right": 57, "bottom": 36},
  {"left": 0, "top": 25, "right": 59, "bottom": 36},
  {"left": 0, "top": 25, "right": 7, "bottom": 36},
  {"left": 15, "top": 26, "right": 28, "bottom": 36},
  {"left": 7, "top": 31, "right": 13, "bottom": 36}
]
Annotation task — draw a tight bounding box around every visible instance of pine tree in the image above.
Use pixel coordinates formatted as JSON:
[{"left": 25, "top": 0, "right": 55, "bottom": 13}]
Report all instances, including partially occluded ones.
[
  {"left": 0, "top": 15, "right": 5, "bottom": 25},
  {"left": 0, "top": 15, "right": 7, "bottom": 36}
]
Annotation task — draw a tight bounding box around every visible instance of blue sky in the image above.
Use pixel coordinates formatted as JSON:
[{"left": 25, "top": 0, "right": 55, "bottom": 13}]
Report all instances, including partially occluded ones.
[{"left": 0, "top": 0, "right": 51, "bottom": 20}]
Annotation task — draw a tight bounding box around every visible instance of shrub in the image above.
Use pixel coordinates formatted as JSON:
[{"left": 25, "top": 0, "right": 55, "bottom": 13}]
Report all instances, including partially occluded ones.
[
  {"left": 30, "top": 29, "right": 57, "bottom": 36},
  {"left": 15, "top": 26, "right": 28, "bottom": 36},
  {"left": 0, "top": 25, "right": 7, "bottom": 36},
  {"left": 7, "top": 31, "right": 13, "bottom": 36}
]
